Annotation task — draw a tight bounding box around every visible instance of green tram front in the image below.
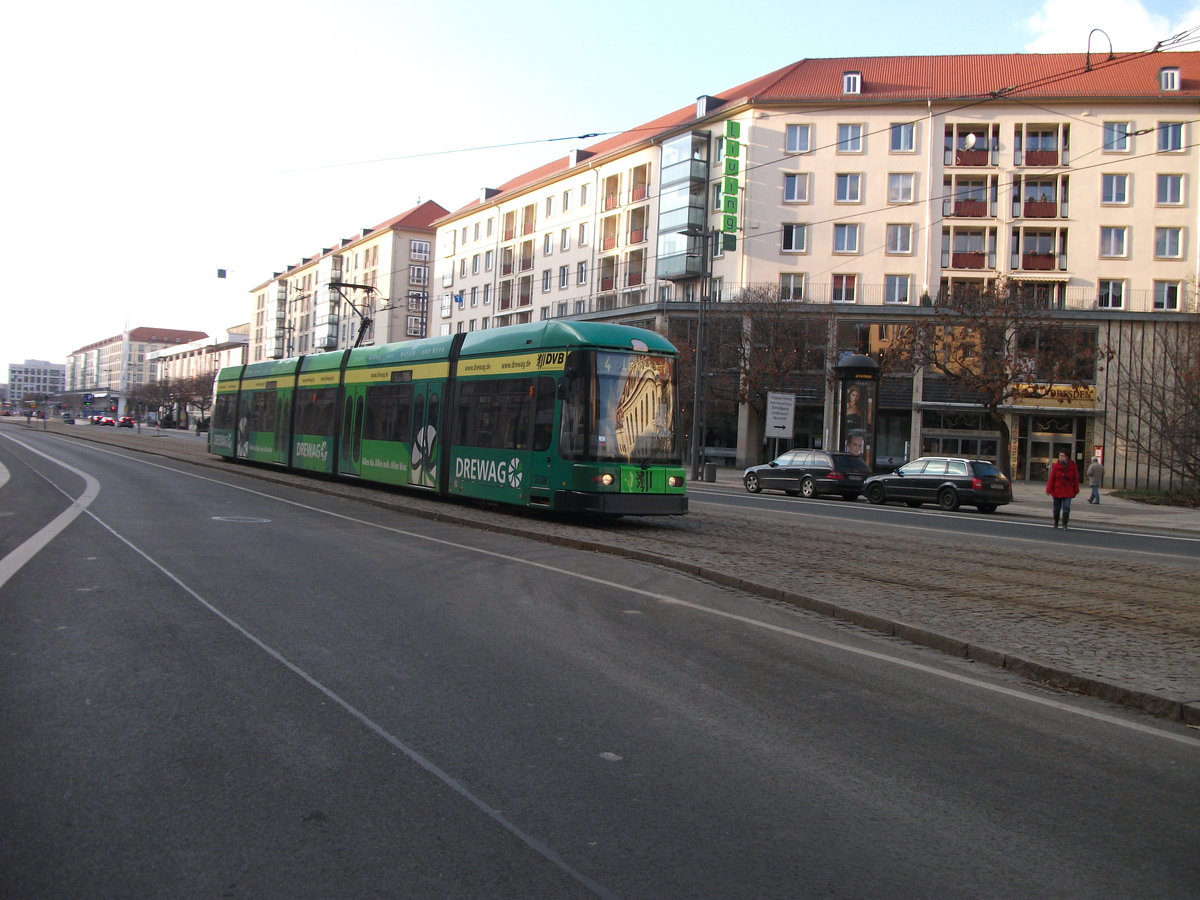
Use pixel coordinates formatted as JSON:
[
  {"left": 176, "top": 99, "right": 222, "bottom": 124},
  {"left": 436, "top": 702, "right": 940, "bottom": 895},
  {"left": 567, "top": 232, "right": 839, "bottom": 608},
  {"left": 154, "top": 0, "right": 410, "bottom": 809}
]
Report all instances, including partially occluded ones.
[{"left": 550, "top": 345, "right": 686, "bottom": 515}]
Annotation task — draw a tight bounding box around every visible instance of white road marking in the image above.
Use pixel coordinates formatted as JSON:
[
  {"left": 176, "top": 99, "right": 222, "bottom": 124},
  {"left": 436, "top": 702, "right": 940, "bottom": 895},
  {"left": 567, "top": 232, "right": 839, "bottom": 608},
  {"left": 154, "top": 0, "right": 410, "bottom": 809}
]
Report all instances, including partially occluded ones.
[{"left": 17, "top": 434, "right": 1200, "bottom": 748}]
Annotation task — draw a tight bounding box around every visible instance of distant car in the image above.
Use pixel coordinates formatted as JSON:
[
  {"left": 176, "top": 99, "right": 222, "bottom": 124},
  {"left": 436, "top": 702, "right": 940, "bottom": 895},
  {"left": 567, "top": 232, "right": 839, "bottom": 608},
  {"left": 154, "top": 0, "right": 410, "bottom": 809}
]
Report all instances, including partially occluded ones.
[
  {"left": 863, "top": 457, "right": 1013, "bottom": 512},
  {"left": 116, "top": 416, "right": 134, "bottom": 428},
  {"left": 94, "top": 416, "right": 116, "bottom": 426},
  {"left": 743, "top": 449, "right": 872, "bottom": 500}
]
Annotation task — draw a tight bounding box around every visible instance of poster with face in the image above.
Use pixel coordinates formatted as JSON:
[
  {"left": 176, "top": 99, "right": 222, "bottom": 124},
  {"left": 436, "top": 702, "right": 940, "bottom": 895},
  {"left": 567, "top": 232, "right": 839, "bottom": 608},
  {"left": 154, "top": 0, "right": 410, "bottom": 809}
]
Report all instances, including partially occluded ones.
[{"left": 841, "top": 378, "right": 875, "bottom": 463}]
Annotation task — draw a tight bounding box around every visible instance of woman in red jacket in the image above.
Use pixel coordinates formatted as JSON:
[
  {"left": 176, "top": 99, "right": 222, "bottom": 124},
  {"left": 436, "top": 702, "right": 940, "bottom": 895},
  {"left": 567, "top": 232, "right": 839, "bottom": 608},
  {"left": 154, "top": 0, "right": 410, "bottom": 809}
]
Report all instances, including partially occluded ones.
[{"left": 1045, "top": 450, "right": 1080, "bottom": 529}]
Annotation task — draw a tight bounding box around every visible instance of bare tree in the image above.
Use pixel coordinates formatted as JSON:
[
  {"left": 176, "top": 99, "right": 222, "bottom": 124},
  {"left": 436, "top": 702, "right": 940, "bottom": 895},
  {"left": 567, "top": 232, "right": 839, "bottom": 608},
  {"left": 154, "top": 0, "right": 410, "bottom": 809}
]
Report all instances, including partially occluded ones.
[
  {"left": 706, "top": 284, "right": 833, "bottom": 421},
  {"left": 890, "top": 280, "right": 1098, "bottom": 475},
  {"left": 1104, "top": 323, "right": 1199, "bottom": 497}
]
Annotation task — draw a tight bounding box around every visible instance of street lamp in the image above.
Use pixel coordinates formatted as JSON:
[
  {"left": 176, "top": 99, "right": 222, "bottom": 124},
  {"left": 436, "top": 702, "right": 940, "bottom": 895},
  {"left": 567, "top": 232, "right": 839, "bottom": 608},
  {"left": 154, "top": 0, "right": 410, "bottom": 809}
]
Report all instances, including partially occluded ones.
[{"left": 686, "top": 227, "right": 715, "bottom": 482}]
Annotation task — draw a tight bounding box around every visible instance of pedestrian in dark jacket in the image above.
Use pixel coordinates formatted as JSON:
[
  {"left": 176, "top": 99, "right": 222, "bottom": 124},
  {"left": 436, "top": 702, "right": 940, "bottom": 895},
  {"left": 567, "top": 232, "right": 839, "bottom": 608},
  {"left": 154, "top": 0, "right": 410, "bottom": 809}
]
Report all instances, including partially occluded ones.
[{"left": 1046, "top": 450, "right": 1080, "bottom": 529}]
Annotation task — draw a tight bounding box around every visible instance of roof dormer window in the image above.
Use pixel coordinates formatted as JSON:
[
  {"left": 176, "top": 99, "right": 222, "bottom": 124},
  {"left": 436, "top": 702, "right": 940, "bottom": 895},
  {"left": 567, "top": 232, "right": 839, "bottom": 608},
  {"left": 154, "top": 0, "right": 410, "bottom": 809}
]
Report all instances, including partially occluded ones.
[
  {"left": 843, "top": 71, "right": 862, "bottom": 95},
  {"left": 1160, "top": 67, "right": 1180, "bottom": 91}
]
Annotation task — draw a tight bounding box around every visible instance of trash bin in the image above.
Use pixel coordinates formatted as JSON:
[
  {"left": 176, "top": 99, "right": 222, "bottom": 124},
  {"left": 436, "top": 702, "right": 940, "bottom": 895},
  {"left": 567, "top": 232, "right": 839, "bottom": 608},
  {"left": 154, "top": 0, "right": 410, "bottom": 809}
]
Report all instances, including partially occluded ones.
[{"left": 703, "top": 462, "right": 717, "bottom": 483}]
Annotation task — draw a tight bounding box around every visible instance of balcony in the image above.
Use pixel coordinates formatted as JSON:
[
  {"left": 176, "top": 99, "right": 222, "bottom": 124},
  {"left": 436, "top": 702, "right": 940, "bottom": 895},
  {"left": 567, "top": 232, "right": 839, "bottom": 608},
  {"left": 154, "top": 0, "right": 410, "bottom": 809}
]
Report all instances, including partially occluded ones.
[
  {"left": 601, "top": 235, "right": 617, "bottom": 251},
  {"left": 953, "top": 149, "right": 989, "bottom": 166},
  {"left": 503, "top": 228, "right": 515, "bottom": 241},
  {"left": 1023, "top": 149, "right": 1059, "bottom": 166},
  {"left": 951, "top": 199, "right": 987, "bottom": 217},
  {"left": 950, "top": 251, "right": 987, "bottom": 269},
  {"left": 655, "top": 253, "right": 706, "bottom": 281},
  {"left": 631, "top": 185, "right": 648, "bottom": 202},
  {"left": 603, "top": 193, "right": 619, "bottom": 211},
  {"left": 627, "top": 271, "right": 645, "bottom": 287},
  {"left": 1021, "top": 252, "right": 1058, "bottom": 270},
  {"left": 600, "top": 276, "right": 615, "bottom": 292},
  {"left": 1022, "top": 200, "right": 1058, "bottom": 218}
]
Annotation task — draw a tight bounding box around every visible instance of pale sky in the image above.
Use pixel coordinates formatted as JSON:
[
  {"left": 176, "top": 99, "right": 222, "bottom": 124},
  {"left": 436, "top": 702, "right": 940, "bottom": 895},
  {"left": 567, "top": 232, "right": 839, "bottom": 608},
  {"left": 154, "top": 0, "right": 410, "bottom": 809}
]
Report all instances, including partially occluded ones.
[{"left": 2, "top": 0, "right": 1197, "bottom": 372}]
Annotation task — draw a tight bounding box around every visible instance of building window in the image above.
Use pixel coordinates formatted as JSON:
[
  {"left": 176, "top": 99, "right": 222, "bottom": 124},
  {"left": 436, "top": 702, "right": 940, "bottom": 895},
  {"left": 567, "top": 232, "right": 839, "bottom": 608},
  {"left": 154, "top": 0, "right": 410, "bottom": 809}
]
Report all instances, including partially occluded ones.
[
  {"left": 577, "top": 261, "right": 587, "bottom": 284},
  {"left": 887, "top": 173, "right": 914, "bottom": 203},
  {"left": 835, "top": 173, "right": 862, "bottom": 203},
  {"left": 837, "top": 123, "right": 863, "bottom": 152},
  {"left": 782, "top": 224, "right": 808, "bottom": 253},
  {"left": 1155, "top": 226, "right": 1183, "bottom": 258},
  {"left": 780, "top": 272, "right": 806, "bottom": 299},
  {"left": 711, "top": 183, "right": 723, "bottom": 211},
  {"left": 560, "top": 227, "right": 570, "bottom": 251},
  {"left": 471, "top": 254, "right": 480, "bottom": 274},
  {"left": 1157, "top": 174, "right": 1183, "bottom": 205},
  {"left": 884, "top": 274, "right": 911, "bottom": 304},
  {"left": 1100, "top": 174, "right": 1128, "bottom": 205},
  {"left": 1098, "top": 279, "right": 1125, "bottom": 309},
  {"left": 562, "top": 190, "right": 571, "bottom": 211},
  {"left": 783, "top": 172, "right": 809, "bottom": 203},
  {"left": 545, "top": 195, "right": 554, "bottom": 217},
  {"left": 410, "top": 265, "right": 429, "bottom": 285},
  {"left": 484, "top": 250, "right": 494, "bottom": 271},
  {"left": 543, "top": 233, "right": 553, "bottom": 255},
  {"left": 885, "top": 223, "right": 913, "bottom": 254},
  {"left": 833, "top": 223, "right": 860, "bottom": 253},
  {"left": 580, "top": 183, "right": 590, "bottom": 206},
  {"left": 486, "top": 218, "right": 494, "bottom": 237},
  {"left": 483, "top": 284, "right": 492, "bottom": 305},
  {"left": 579, "top": 222, "right": 590, "bottom": 245},
  {"left": 1157, "top": 122, "right": 1184, "bottom": 152},
  {"left": 410, "top": 240, "right": 431, "bottom": 260},
  {"left": 1099, "top": 226, "right": 1127, "bottom": 258},
  {"left": 1102, "top": 121, "right": 1130, "bottom": 152},
  {"left": 1153, "top": 281, "right": 1181, "bottom": 310},
  {"left": 842, "top": 71, "right": 862, "bottom": 94},
  {"left": 559, "top": 265, "right": 569, "bottom": 288},
  {"left": 832, "top": 274, "right": 856, "bottom": 303},
  {"left": 890, "top": 122, "right": 915, "bottom": 152},
  {"left": 542, "top": 269, "right": 552, "bottom": 292},
  {"left": 1160, "top": 67, "right": 1180, "bottom": 91},
  {"left": 785, "top": 123, "right": 811, "bottom": 153}
]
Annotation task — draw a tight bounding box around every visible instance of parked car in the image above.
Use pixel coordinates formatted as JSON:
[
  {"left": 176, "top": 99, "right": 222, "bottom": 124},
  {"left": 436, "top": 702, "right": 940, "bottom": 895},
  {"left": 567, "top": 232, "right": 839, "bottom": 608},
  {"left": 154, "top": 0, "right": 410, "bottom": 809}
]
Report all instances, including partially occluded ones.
[
  {"left": 863, "top": 457, "right": 1013, "bottom": 512},
  {"left": 743, "top": 449, "right": 872, "bottom": 500},
  {"left": 116, "top": 416, "right": 135, "bottom": 428}
]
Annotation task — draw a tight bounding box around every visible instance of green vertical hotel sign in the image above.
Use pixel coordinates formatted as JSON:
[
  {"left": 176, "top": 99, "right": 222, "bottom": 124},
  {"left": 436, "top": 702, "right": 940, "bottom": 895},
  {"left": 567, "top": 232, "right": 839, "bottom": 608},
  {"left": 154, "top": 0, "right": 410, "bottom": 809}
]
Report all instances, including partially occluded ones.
[{"left": 721, "top": 120, "right": 740, "bottom": 246}]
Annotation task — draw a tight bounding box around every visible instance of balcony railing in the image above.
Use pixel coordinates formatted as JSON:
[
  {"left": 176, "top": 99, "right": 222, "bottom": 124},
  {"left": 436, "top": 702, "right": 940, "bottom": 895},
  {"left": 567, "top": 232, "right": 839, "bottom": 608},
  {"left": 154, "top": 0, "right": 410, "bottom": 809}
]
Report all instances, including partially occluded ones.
[
  {"left": 603, "top": 193, "right": 619, "bottom": 211},
  {"left": 599, "top": 276, "right": 615, "bottom": 292},
  {"left": 950, "top": 251, "right": 987, "bottom": 269},
  {"left": 627, "top": 271, "right": 644, "bottom": 287},
  {"left": 949, "top": 199, "right": 987, "bottom": 217},
  {"left": 1022, "top": 200, "right": 1058, "bottom": 218},
  {"left": 1021, "top": 252, "right": 1059, "bottom": 270},
  {"left": 629, "top": 228, "right": 646, "bottom": 243},
  {"left": 601, "top": 235, "right": 617, "bottom": 251},
  {"left": 1023, "top": 149, "right": 1059, "bottom": 166},
  {"left": 950, "top": 149, "right": 989, "bottom": 166},
  {"left": 630, "top": 185, "right": 648, "bottom": 202}
]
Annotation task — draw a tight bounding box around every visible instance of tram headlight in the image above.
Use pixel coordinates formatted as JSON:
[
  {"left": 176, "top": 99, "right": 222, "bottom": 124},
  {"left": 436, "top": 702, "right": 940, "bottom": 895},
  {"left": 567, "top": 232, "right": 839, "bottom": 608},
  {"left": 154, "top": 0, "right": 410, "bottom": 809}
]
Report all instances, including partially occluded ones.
[
  {"left": 668, "top": 475, "right": 684, "bottom": 488},
  {"left": 594, "top": 473, "right": 615, "bottom": 487}
]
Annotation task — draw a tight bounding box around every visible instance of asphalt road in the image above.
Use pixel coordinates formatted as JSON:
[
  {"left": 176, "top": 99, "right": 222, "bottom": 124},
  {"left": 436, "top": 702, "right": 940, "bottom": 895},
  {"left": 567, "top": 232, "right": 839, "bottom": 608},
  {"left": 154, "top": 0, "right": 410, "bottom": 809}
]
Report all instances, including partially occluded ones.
[{"left": 2, "top": 428, "right": 1198, "bottom": 898}]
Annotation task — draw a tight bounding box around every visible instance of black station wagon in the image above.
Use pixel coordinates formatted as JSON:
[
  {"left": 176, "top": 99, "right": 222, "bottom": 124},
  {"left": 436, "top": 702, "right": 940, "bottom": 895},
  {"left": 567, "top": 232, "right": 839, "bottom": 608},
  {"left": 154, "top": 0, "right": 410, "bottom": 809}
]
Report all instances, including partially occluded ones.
[
  {"left": 743, "top": 449, "right": 872, "bottom": 500},
  {"left": 862, "top": 456, "right": 1013, "bottom": 512}
]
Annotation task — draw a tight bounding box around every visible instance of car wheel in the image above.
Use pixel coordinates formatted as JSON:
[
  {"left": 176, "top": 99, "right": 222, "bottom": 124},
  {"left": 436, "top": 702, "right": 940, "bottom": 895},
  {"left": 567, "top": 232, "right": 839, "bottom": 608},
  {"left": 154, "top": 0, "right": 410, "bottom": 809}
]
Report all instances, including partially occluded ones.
[
  {"left": 744, "top": 473, "right": 762, "bottom": 493},
  {"left": 865, "top": 484, "right": 886, "bottom": 505},
  {"left": 799, "top": 476, "right": 817, "bottom": 499},
  {"left": 938, "top": 488, "right": 960, "bottom": 511},
  {"left": 977, "top": 503, "right": 997, "bottom": 513}
]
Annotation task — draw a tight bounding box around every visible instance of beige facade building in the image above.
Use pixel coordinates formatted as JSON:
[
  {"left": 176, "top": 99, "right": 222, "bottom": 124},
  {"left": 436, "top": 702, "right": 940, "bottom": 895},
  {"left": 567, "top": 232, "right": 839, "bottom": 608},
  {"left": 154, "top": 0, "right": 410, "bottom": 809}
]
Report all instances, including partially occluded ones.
[
  {"left": 66, "top": 327, "right": 209, "bottom": 416},
  {"left": 248, "top": 201, "right": 447, "bottom": 363},
  {"left": 429, "top": 52, "right": 1199, "bottom": 488}
]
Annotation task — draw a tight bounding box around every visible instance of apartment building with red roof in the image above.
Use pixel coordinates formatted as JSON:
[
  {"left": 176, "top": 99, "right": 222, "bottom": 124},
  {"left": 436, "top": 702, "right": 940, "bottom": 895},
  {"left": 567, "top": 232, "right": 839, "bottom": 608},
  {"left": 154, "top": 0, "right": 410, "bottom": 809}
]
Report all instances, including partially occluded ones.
[
  {"left": 431, "top": 52, "right": 1199, "bottom": 488},
  {"left": 248, "top": 199, "right": 449, "bottom": 363}
]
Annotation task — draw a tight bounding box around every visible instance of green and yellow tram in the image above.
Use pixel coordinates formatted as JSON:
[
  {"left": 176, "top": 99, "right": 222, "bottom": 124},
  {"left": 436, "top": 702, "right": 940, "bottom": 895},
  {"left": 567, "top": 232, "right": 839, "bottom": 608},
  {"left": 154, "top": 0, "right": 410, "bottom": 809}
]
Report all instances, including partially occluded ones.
[{"left": 209, "top": 321, "right": 688, "bottom": 515}]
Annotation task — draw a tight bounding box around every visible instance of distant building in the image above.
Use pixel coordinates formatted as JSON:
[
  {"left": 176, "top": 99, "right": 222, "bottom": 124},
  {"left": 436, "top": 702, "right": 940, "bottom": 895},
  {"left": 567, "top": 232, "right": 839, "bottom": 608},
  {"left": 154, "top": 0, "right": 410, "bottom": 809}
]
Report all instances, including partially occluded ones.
[
  {"left": 149, "top": 325, "right": 249, "bottom": 382},
  {"left": 248, "top": 200, "right": 448, "bottom": 363},
  {"left": 7, "top": 359, "right": 65, "bottom": 407},
  {"left": 66, "top": 327, "right": 208, "bottom": 416}
]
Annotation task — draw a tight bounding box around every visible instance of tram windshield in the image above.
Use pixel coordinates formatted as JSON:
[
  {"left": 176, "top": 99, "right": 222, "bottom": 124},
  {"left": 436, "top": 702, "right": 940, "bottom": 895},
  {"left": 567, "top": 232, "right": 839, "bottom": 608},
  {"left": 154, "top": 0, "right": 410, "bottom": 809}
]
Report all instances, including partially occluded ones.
[{"left": 558, "top": 350, "right": 682, "bottom": 464}]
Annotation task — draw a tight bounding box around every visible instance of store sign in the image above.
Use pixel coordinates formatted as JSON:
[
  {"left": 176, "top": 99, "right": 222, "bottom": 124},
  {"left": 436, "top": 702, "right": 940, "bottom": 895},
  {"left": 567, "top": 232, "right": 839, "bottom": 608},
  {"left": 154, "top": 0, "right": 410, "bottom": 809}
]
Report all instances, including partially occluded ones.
[
  {"left": 765, "top": 391, "right": 795, "bottom": 438},
  {"left": 720, "top": 120, "right": 740, "bottom": 248}
]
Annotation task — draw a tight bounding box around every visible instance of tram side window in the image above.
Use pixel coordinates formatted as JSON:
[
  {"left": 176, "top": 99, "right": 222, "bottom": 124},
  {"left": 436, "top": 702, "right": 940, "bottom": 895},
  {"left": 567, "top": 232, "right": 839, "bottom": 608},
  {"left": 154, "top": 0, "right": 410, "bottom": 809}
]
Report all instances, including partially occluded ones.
[
  {"left": 296, "top": 388, "right": 336, "bottom": 435},
  {"left": 456, "top": 377, "right": 549, "bottom": 450},
  {"left": 246, "top": 390, "right": 276, "bottom": 432},
  {"left": 213, "top": 394, "right": 237, "bottom": 429},
  {"left": 364, "top": 384, "right": 412, "bottom": 442}
]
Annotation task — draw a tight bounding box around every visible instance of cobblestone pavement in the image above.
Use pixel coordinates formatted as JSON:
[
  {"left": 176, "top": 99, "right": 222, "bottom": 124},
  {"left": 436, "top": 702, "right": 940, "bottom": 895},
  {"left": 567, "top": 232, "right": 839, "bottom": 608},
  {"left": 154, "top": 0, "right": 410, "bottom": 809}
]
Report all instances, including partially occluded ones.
[{"left": 6, "top": 419, "right": 1198, "bottom": 724}]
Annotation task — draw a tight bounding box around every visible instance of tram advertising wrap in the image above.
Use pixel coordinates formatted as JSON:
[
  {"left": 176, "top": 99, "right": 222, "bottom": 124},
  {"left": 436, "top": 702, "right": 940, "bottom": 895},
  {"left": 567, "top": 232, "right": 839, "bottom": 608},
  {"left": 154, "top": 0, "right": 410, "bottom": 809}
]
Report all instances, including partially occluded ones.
[{"left": 209, "top": 321, "right": 688, "bottom": 516}]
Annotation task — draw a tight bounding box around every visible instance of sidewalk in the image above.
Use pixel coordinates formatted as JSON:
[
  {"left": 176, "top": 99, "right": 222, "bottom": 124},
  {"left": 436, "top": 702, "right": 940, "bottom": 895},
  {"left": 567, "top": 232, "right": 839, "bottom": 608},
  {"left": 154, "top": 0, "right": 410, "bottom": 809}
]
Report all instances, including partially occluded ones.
[{"left": 700, "top": 463, "right": 1200, "bottom": 535}]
